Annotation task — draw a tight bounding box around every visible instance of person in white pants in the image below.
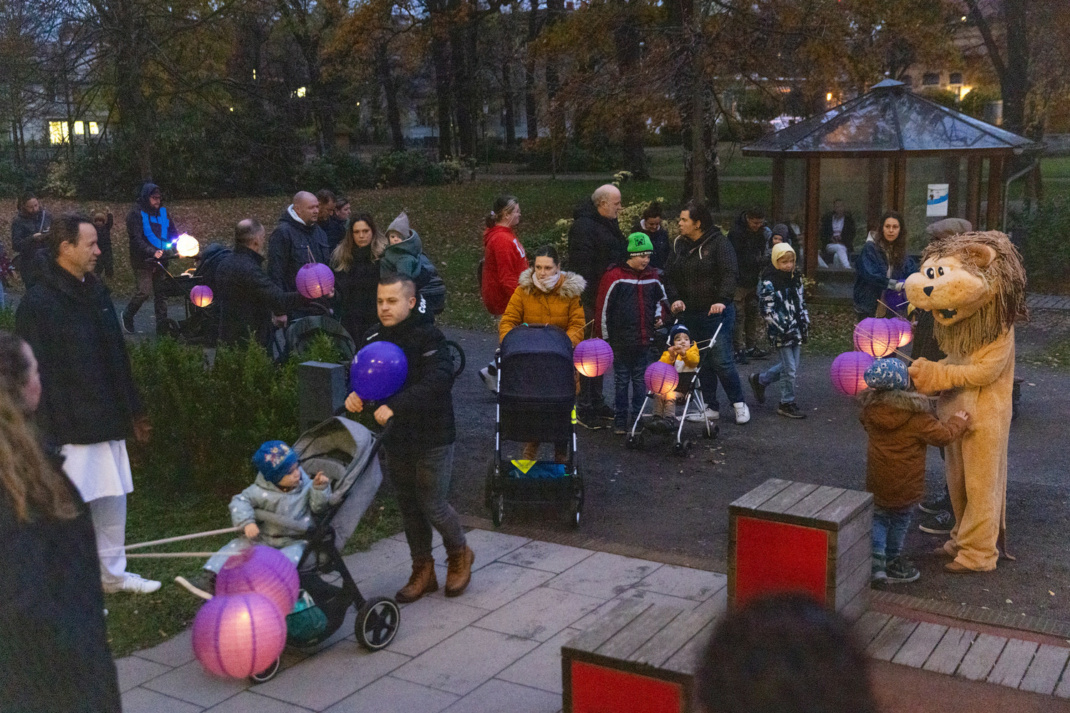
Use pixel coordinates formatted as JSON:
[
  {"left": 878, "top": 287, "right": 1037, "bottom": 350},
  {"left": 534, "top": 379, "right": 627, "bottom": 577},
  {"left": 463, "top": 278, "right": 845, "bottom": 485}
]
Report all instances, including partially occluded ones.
[{"left": 15, "top": 213, "right": 160, "bottom": 594}]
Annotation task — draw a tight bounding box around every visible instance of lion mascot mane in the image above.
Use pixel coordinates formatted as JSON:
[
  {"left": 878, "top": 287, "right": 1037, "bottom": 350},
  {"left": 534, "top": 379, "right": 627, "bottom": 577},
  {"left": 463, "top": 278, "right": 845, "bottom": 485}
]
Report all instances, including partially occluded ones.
[{"left": 905, "top": 230, "right": 1027, "bottom": 572}]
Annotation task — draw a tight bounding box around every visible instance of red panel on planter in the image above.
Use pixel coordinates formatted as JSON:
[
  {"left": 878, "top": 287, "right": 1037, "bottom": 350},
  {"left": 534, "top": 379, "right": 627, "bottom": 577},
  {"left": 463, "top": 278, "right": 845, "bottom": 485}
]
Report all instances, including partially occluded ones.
[
  {"left": 570, "top": 660, "right": 684, "bottom": 713},
  {"left": 735, "top": 517, "right": 828, "bottom": 607}
]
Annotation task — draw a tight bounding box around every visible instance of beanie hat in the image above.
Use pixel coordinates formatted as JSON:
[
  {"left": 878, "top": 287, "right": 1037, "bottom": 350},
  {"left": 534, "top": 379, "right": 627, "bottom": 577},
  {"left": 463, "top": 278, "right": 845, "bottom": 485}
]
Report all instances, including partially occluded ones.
[
  {"left": 253, "top": 440, "right": 299, "bottom": 485},
  {"left": 771, "top": 223, "right": 790, "bottom": 240},
  {"left": 668, "top": 323, "right": 691, "bottom": 344},
  {"left": 864, "top": 358, "right": 909, "bottom": 391},
  {"left": 771, "top": 242, "right": 796, "bottom": 266},
  {"left": 626, "top": 232, "right": 654, "bottom": 254},
  {"left": 386, "top": 211, "right": 411, "bottom": 239}
]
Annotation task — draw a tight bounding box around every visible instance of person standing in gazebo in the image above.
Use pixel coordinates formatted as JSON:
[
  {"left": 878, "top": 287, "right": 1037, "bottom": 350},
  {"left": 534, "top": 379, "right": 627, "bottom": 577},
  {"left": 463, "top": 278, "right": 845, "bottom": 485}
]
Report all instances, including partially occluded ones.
[{"left": 852, "top": 210, "right": 917, "bottom": 320}]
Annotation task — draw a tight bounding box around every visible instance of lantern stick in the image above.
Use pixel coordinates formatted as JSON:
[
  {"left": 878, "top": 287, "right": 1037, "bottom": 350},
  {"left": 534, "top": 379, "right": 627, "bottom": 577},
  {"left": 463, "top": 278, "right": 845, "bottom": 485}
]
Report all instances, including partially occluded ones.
[
  {"left": 99, "top": 525, "right": 243, "bottom": 554},
  {"left": 853, "top": 324, "right": 914, "bottom": 362},
  {"left": 126, "top": 552, "right": 219, "bottom": 558}
]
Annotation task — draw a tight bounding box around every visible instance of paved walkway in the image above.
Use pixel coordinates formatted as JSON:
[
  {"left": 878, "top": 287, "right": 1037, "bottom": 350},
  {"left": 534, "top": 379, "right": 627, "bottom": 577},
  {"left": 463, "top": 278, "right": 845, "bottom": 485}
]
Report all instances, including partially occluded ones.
[{"left": 116, "top": 528, "right": 1070, "bottom": 712}]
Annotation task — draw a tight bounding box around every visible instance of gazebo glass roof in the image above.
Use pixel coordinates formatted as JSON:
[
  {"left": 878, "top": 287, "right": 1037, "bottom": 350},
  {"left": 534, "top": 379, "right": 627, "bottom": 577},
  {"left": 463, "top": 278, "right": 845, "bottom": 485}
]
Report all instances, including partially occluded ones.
[{"left": 744, "top": 79, "right": 1037, "bottom": 157}]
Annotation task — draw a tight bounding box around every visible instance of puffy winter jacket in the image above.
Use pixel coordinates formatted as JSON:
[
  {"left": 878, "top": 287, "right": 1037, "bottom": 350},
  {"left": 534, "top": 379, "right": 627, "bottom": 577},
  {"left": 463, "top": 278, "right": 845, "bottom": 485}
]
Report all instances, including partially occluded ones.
[
  {"left": 125, "top": 183, "right": 178, "bottom": 268},
  {"left": 663, "top": 230, "right": 738, "bottom": 310},
  {"left": 229, "top": 469, "right": 331, "bottom": 548},
  {"left": 499, "top": 268, "right": 586, "bottom": 346},
  {"left": 727, "top": 212, "right": 772, "bottom": 288},
  {"left": 333, "top": 244, "right": 380, "bottom": 343},
  {"left": 267, "top": 208, "right": 331, "bottom": 293},
  {"left": 594, "top": 264, "right": 670, "bottom": 349},
  {"left": 757, "top": 263, "right": 810, "bottom": 348},
  {"left": 216, "top": 245, "right": 305, "bottom": 347},
  {"left": 567, "top": 199, "right": 625, "bottom": 305},
  {"left": 481, "top": 225, "right": 528, "bottom": 316},
  {"left": 380, "top": 230, "right": 445, "bottom": 314}
]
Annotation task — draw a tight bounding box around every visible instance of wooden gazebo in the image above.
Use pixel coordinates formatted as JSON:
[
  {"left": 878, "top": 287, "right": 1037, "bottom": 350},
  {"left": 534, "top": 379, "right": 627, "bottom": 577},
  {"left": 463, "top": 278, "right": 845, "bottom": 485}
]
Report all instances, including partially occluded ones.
[{"left": 743, "top": 79, "right": 1039, "bottom": 275}]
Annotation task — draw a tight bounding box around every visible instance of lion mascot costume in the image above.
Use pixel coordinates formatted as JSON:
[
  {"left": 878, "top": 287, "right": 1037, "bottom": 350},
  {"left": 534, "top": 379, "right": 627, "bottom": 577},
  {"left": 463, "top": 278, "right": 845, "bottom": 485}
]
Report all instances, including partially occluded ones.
[{"left": 905, "top": 231, "right": 1027, "bottom": 573}]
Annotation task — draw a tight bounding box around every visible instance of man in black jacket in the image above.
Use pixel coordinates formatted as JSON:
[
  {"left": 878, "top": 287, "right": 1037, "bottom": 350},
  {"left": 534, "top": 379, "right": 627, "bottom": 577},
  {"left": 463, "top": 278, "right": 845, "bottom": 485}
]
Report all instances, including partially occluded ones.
[
  {"left": 727, "top": 208, "right": 772, "bottom": 363},
  {"left": 665, "top": 202, "right": 750, "bottom": 425},
  {"left": 123, "top": 182, "right": 178, "bottom": 334},
  {"left": 267, "top": 191, "right": 331, "bottom": 322},
  {"left": 216, "top": 219, "right": 311, "bottom": 348},
  {"left": 16, "top": 213, "right": 160, "bottom": 594},
  {"left": 567, "top": 184, "right": 625, "bottom": 427},
  {"left": 345, "top": 275, "right": 473, "bottom": 604},
  {"left": 11, "top": 191, "right": 52, "bottom": 290}
]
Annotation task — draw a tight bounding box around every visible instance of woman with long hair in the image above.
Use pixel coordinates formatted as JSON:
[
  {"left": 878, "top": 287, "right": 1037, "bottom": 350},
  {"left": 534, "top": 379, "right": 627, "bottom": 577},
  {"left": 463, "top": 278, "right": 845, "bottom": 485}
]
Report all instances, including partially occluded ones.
[
  {"left": 0, "top": 331, "right": 121, "bottom": 712},
  {"left": 853, "top": 210, "right": 918, "bottom": 319},
  {"left": 332, "top": 212, "right": 388, "bottom": 341},
  {"left": 479, "top": 195, "right": 528, "bottom": 391}
]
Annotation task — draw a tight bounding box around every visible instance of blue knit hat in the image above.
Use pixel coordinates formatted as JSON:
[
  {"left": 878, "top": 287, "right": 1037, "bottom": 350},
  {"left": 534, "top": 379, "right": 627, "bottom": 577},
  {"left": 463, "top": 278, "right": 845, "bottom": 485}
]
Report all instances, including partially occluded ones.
[
  {"left": 864, "top": 358, "right": 909, "bottom": 391},
  {"left": 253, "top": 440, "right": 299, "bottom": 484},
  {"left": 668, "top": 323, "right": 691, "bottom": 344}
]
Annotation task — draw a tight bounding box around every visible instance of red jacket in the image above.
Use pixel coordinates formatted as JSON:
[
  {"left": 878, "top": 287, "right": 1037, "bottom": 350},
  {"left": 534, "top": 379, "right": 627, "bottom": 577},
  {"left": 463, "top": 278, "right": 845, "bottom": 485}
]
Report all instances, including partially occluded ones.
[{"left": 481, "top": 225, "right": 528, "bottom": 316}]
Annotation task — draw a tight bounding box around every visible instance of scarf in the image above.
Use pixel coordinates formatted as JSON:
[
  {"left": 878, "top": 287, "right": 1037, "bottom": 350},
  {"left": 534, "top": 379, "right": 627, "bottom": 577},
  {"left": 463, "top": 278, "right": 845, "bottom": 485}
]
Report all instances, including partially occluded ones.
[{"left": 534, "top": 271, "right": 560, "bottom": 293}]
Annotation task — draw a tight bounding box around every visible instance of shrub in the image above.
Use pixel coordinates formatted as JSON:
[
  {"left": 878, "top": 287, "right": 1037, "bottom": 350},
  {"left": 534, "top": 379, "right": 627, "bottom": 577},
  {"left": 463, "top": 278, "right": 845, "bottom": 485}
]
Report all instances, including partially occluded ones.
[
  {"left": 295, "top": 152, "right": 375, "bottom": 192},
  {"left": 373, "top": 150, "right": 446, "bottom": 188},
  {"left": 1017, "top": 197, "right": 1070, "bottom": 294}
]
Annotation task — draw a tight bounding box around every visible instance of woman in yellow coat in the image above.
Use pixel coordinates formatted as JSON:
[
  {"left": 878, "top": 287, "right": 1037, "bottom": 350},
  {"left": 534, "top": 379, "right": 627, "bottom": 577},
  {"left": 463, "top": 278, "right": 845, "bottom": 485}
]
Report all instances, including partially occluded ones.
[{"left": 498, "top": 245, "right": 586, "bottom": 460}]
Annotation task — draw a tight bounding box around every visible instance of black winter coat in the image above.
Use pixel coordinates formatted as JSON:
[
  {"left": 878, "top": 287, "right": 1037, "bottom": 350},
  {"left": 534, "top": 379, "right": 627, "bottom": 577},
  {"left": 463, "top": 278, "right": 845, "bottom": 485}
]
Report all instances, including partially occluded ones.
[
  {"left": 11, "top": 209, "right": 52, "bottom": 288},
  {"left": 362, "top": 311, "right": 456, "bottom": 454},
  {"left": 334, "top": 245, "right": 380, "bottom": 342},
  {"left": 664, "top": 230, "right": 738, "bottom": 311},
  {"left": 324, "top": 216, "right": 347, "bottom": 252},
  {"left": 567, "top": 199, "right": 625, "bottom": 305},
  {"left": 0, "top": 480, "right": 120, "bottom": 713},
  {"left": 633, "top": 220, "right": 671, "bottom": 271},
  {"left": 125, "top": 183, "right": 177, "bottom": 268},
  {"left": 267, "top": 209, "right": 331, "bottom": 294},
  {"left": 727, "top": 212, "right": 771, "bottom": 288},
  {"left": 16, "top": 261, "right": 142, "bottom": 445},
  {"left": 216, "top": 245, "right": 305, "bottom": 347}
]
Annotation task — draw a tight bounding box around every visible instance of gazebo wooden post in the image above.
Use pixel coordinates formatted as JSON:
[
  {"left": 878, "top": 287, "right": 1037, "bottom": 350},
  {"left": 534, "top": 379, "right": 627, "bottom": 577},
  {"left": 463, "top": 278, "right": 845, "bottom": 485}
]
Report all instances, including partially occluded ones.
[
  {"left": 771, "top": 156, "right": 785, "bottom": 221},
  {"left": 867, "top": 158, "right": 884, "bottom": 232},
  {"left": 965, "top": 157, "right": 982, "bottom": 227},
  {"left": 986, "top": 155, "right": 1005, "bottom": 230},
  {"left": 893, "top": 155, "right": 907, "bottom": 213},
  {"left": 804, "top": 157, "right": 821, "bottom": 276},
  {"left": 944, "top": 156, "right": 961, "bottom": 217}
]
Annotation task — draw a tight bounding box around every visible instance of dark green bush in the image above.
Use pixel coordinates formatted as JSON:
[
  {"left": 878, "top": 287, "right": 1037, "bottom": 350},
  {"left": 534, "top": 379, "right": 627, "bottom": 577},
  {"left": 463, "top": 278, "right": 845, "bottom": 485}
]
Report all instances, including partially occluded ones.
[
  {"left": 1018, "top": 198, "right": 1070, "bottom": 294},
  {"left": 372, "top": 150, "right": 446, "bottom": 187},
  {"left": 295, "top": 152, "right": 375, "bottom": 192}
]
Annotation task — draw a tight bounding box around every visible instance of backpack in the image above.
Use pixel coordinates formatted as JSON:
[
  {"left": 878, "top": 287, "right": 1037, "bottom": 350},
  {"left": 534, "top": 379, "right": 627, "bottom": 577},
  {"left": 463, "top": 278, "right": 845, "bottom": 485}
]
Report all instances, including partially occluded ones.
[{"left": 415, "top": 253, "right": 446, "bottom": 315}]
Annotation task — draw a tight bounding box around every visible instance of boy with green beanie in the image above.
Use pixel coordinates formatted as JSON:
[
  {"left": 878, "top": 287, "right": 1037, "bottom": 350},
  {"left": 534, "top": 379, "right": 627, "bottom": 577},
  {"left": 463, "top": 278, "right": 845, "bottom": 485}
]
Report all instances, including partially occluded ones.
[{"left": 594, "top": 232, "right": 671, "bottom": 434}]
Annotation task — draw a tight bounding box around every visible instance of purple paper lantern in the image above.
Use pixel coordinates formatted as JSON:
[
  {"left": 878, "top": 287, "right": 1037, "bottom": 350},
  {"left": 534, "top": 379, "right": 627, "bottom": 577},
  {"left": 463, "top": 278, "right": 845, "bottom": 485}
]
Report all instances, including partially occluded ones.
[
  {"left": 890, "top": 317, "right": 913, "bottom": 348},
  {"left": 296, "top": 262, "right": 335, "bottom": 299},
  {"left": 216, "top": 544, "right": 299, "bottom": 617},
  {"left": 350, "top": 341, "right": 408, "bottom": 401},
  {"left": 644, "top": 360, "right": 679, "bottom": 397},
  {"left": 853, "top": 317, "right": 898, "bottom": 358},
  {"left": 574, "top": 338, "right": 613, "bottom": 377},
  {"left": 830, "top": 351, "right": 875, "bottom": 396},
  {"left": 190, "top": 284, "right": 214, "bottom": 308},
  {"left": 192, "top": 592, "right": 286, "bottom": 678}
]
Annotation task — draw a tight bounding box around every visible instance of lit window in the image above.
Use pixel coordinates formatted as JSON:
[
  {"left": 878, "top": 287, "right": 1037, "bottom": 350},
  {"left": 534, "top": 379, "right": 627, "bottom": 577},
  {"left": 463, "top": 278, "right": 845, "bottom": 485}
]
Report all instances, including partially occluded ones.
[
  {"left": 48, "top": 121, "right": 69, "bottom": 145},
  {"left": 295, "top": 86, "right": 307, "bottom": 98},
  {"left": 74, "top": 121, "right": 85, "bottom": 135},
  {"left": 89, "top": 122, "right": 100, "bottom": 135},
  {"left": 252, "top": 69, "right": 257, "bottom": 80}
]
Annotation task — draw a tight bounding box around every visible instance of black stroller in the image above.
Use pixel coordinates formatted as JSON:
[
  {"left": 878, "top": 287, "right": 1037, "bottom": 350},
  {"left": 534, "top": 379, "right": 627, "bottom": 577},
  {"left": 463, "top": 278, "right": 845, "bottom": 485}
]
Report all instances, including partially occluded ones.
[
  {"left": 485, "top": 325, "right": 584, "bottom": 527},
  {"left": 149, "top": 257, "right": 217, "bottom": 344}
]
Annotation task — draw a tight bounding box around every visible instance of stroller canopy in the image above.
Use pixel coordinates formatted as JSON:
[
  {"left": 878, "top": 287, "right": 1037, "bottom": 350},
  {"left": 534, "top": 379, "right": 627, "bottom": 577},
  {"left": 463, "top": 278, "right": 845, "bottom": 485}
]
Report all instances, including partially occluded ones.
[{"left": 499, "top": 325, "right": 575, "bottom": 406}]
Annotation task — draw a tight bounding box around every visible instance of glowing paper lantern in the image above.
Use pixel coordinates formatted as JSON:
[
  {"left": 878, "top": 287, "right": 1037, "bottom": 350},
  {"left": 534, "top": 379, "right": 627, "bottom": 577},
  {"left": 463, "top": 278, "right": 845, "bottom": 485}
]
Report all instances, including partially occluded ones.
[
  {"left": 192, "top": 592, "right": 286, "bottom": 678},
  {"left": 853, "top": 317, "right": 898, "bottom": 358},
  {"left": 176, "top": 233, "right": 201, "bottom": 258},
  {"left": 573, "top": 338, "right": 613, "bottom": 377},
  {"left": 890, "top": 317, "right": 913, "bottom": 348},
  {"left": 296, "top": 262, "right": 335, "bottom": 299},
  {"left": 644, "top": 360, "right": 679, "bottom": 397},
  {"left": 190, "top": 284, "right": 214, "bottom": 308},
  {"left": 216, "top": 545, "right": 299, "bottom": 617},
  {"left": 830, "top": 351, "right": 875, "bottom": 396},
  {"left": 350, "top": 341, "right": 408, "bottom": 401}
]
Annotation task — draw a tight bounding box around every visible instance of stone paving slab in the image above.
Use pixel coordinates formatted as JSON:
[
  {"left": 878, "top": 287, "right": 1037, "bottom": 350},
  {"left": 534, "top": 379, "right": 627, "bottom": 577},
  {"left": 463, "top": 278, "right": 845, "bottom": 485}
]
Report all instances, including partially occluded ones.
[
  {"left": 440, "top": 678, "right": 561, "bottom": 713},
  {"left": 391, "top": 626, "right": 539, "bottom": 696},
  {"left": 322, "top": 676, "right": 458, "bottom": 713},
  {"left": 383, "top": 595, "right": 487, "bottom": 657},
  {"left": 116, "top": 655, "right": 173, "bottom": 692},
  {"left": 497, "top": 540, "right": 595, "bottom": 573},
  {"left": 143, "top": 660, "right": 251, "bottom": 707},
  {"left": 205, "top": 692, "right": 314, "bottom": 713},
  {"left": 543, "top": 550, "right": 662, "bottom": 599},
  {"left": 474, "top": 585, "right": 605, "bottom": 642}
]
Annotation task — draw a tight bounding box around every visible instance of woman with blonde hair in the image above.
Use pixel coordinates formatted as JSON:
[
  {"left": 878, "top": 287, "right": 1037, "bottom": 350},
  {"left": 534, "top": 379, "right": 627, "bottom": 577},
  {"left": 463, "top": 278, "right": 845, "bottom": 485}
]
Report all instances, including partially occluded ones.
[
  {"left": 332, "top": 212, "right": 388, "bottom": 340},
  {"left": 479, "top": 195, "right": 528, "bottom": 391}
]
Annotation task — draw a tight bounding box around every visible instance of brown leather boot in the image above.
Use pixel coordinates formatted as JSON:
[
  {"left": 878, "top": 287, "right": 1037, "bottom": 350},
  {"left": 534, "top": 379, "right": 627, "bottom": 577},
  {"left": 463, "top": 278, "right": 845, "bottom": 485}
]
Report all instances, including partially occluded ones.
[
  {"left": 396, "top": 558, "right": 438, "bottom": 603},
  {"left": 444, "top": 546, "right": 475, "bottom": 597}
]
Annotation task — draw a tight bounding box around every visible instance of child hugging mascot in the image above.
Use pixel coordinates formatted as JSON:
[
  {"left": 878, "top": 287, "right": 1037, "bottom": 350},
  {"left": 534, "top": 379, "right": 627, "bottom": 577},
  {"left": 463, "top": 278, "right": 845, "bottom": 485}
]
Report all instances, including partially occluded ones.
[{"left": 905, "top": 231, "right": 1027, "bottom": 573}]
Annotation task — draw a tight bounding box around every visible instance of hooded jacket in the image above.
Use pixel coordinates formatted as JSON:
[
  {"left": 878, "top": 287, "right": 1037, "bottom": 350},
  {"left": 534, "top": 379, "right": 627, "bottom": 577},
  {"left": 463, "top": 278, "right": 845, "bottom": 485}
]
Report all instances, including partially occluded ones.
[
  {"left": 853, "top": 235, "right": 918, "bottom": 318},
  {"left": 757, "top": 263, "right": 809, "bottom": 348},
  {"left": 125, "top": 182, "right": 178, "bottom": 267},
  {"left": 594, "top": 263, "right": 670, "bottom": 350},
  {"left": 727, "top": 212, "right": 772, "bottom": 288},
  {"left": 11, "top": 208, "right": 51, "bottom": 287},
  {"left": 663, "top": 230, "right": 738, "bottom": 311},
  {"left": 481, "top": 224, "right": 528, "bottom": 316},
  {"left": 228, "top": 468, "right": 331, "bottom": 548},
  {"left": 15, "top": 260, "right": 142, "bottom": 445},
  {"left": 267, "top": 207, "right": 331, "bottom": 293},
  {"left": 379, "top": 229, "right": 427, "bottom": 280},
  {"left": 216, "top": 245, "right": 305, "bottom": 347},
  {"left": 567, "top": 199, "right": 625, "bottom": 305},
  {"left": 499, "top": 268, "right": 586, "bottom": 346},
  {"left": 858, "top": 389, "right": 968, "bottom": 509}
]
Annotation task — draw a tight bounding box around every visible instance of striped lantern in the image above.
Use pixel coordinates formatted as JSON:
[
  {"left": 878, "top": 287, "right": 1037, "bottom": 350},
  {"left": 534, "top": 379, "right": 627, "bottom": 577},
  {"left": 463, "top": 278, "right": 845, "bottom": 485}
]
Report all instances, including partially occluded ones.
[
  {"left": 573, "top": 338, "right": 613, "bottom": 377},
  {"left": 190, "top": 284, "right": 214, "bottom": 308},
  {"left": 215, "top": 544, "right": 299, "bottom": 617},
  {"left": 644, "top": 360, "right": 679, "bottom": 397},
  {"left": 830, "top": 351, "right": 875, "bottom": 396},
  {"left": 192, "top": 592, "right": 286, "bottom": 678},
  {"left": 890, "top": 317, "right": 913, "bottom": 348},
  {"left": 853, "top": 317, "right": 898, "bottom": 358},
  {"left": 295, "top": 262, "right": 335, "bottom": 299}
]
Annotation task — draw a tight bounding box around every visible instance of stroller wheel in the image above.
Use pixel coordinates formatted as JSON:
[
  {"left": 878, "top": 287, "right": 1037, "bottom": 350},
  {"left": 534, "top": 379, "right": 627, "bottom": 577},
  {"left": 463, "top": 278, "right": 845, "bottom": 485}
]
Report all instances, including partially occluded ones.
[
  {"left": 355, "top": 597, "right": 401, "bottom": 651},
  {"left": 703, "top": 424, "right": 719, "bottom": 439},
  {"left": 673, "top": 441, "right": 692, "bottom": 457},
  {"left": 249, "top": 657, "right": 281, "bottom": 683},
  {"left": 491, "top": 492, "right": 505, "bottom": 527}
]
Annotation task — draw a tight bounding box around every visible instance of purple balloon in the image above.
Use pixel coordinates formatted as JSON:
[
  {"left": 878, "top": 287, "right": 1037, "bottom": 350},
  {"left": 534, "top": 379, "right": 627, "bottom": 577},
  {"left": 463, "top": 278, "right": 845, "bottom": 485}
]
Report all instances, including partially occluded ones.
[
  {"left": 644, "top": 360, "right": 679, "bottom": 396},
  {"left": 296, "top": 262, "right": 335, "bottom": 299},
  {"left": 574, "top": 338, "right": 613, "bottom": 377},
  {"left": 351, "top": 341, "right": 408, "bottom": 401},
  {"left": 830, "top": 351, "right": 875, "bottom": 396},
  {"left": 192, "top": 592, "right": 286, "bottom": 678},
  {"left": 216, "top": 544, "right": 299, "bottom": 617}
]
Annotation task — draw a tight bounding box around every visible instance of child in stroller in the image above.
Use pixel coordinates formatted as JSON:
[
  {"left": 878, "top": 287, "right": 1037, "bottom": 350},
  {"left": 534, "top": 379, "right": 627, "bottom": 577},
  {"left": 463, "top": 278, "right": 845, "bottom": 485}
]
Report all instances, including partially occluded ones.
[
  {"left": 175, "top": 440, "right": 331, "bottom": 599},
  {"left": 650, "top": 324, "right": 701, "bottom": 432}
]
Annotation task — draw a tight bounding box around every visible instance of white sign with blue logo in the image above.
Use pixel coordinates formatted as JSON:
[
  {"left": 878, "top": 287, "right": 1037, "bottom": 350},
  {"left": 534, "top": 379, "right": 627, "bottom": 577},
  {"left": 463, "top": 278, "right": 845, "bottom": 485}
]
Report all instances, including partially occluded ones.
[{"left": 926, "top": 183, "right": 949, "bottom": 217}]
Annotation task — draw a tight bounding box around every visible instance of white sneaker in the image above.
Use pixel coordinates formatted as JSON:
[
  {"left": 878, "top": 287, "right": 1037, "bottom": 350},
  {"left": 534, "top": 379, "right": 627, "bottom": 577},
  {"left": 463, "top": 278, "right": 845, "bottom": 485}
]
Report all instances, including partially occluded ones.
[
  {"left": 106, "top": 572, "right": 162, "bottom": 594},
  {"left": 733, "top": 402, "right": 750, "bottom": 424},
  {"left": 686, "top": 407, "right": 719, "bottom": 422},
  {"left": 479, "top": 366, "right": 498, "bottom": 393}
]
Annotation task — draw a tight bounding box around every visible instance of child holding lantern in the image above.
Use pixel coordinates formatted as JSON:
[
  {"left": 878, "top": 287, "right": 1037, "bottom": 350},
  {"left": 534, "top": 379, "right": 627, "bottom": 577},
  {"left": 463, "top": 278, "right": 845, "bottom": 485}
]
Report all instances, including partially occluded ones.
[
  {"left": 176, "top": 440, "right": 331, "bottom": 600},
  {"left": 651, "top": 324, "right": 700, "bottom": 431}
]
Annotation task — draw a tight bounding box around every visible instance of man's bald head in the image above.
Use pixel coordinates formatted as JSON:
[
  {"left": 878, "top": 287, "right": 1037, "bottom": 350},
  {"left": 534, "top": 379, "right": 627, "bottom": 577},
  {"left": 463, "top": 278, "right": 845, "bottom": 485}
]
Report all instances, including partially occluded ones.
[
  {"left": 293, "top": 191, "right": 320, "bottom": 225},
  {"left": 592, "top": 184, "right": 622, "bottom": 220}
]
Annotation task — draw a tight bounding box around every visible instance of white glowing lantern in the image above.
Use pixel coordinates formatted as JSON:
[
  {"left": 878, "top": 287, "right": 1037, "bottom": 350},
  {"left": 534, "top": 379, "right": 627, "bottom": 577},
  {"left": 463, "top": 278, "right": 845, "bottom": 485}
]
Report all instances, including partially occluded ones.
[{"left": 176, "top": 233, "right": 200, "bottom": 258}]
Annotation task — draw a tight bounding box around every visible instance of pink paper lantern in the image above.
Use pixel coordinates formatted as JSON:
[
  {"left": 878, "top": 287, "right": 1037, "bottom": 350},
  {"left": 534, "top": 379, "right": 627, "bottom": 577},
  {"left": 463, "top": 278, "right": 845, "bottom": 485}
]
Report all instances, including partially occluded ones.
[
  {"left": 644, "top": 360, "right": 679, "bottom": 397},
  {"left": 190, "top": 284, "right": 214, "bottom": 308},
  {"left": 192, "top": 592, "right": 286, "bottom": 678},
  {"left": 296, "top": 262, "right": 335, "bottom": 299},
  {"left": 891, "top": 317, "right": 913, "bottom": 348},
  {"left": 216, "top": 544, "right": 299, "bottom": 617},
  {"left": 853, "top": 317, "right": 898, "bottom": 358},
  {"left": 573, "top": 338, "right": 613, "bottom": 377},
  {"left": 830, "top": 351, "right": 875, "bottom": 396}
]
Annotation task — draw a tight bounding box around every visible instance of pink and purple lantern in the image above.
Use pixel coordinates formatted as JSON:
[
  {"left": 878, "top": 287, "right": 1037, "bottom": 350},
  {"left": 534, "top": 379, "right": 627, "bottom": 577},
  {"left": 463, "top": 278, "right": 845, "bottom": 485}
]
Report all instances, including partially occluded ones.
[
  {"left": 830, "top": 351, "right": 875, "bottom": 396},
  {"left": 350, "top": 341, "right": 408, "bottom": 401},
  {"left": 215, "top": 544, "right": 299, "bottom": 617},
  {"left": 190, "top": 284, "right": 214, "bottom": 308},
  {"left": 573, "top": 338, "right": 613, "bottom": 377},
  {"left": 296, "top": 262, "right": 335, "bottom": 300},
  {"left": 644, "top": 360, "right": 679, "bottom": 397},
  {"left": 192, "top": 592, "right": 286, "bottom": 678},
  {"left": 853, "top": 317, "right": 898, "bottom": 358},
  {"left": 890, "top": 317, "right": 913, "bottom": 348}
]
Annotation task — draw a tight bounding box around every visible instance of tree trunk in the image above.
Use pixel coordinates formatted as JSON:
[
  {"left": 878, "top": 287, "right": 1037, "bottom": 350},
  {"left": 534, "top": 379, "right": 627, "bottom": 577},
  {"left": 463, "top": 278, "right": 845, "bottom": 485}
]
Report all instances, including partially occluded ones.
[
  {"left": 430, "top": 33, "right": 454, "bottom": 158},
  {"left": 524, "top": 0, "right": 540, "bottom": 141},
  {"left": 1000, "top": 1, "right": 1029, "bottom": 136},
  {"left": 612, "top": 4, "right": 648, "bottom": 178},
  {"left": 502, "top": 60, "right": 516, "bottom": 150},
  {"left": 375, "top": 43, "right": 405, "bottom": 151},
  {"left": 544, "top": 0, "right": 565, "bottom": 168}
]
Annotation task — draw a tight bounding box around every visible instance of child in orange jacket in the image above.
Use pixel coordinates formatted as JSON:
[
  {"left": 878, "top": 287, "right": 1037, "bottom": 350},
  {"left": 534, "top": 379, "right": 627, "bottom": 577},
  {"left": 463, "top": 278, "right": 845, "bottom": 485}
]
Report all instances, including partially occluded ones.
[{"left": 651, "top": 324, "right": 700, "bottom": 430}]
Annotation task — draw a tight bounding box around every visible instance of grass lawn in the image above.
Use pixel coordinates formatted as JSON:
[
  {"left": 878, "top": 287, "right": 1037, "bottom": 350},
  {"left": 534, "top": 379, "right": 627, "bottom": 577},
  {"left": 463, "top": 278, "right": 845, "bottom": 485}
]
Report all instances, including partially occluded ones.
[
  {"left": 646, "top": 144, "right": 773, "bottom": 178},
  {"left": 1040, "top": 156, "right": 1070, "bottom": 181}
]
